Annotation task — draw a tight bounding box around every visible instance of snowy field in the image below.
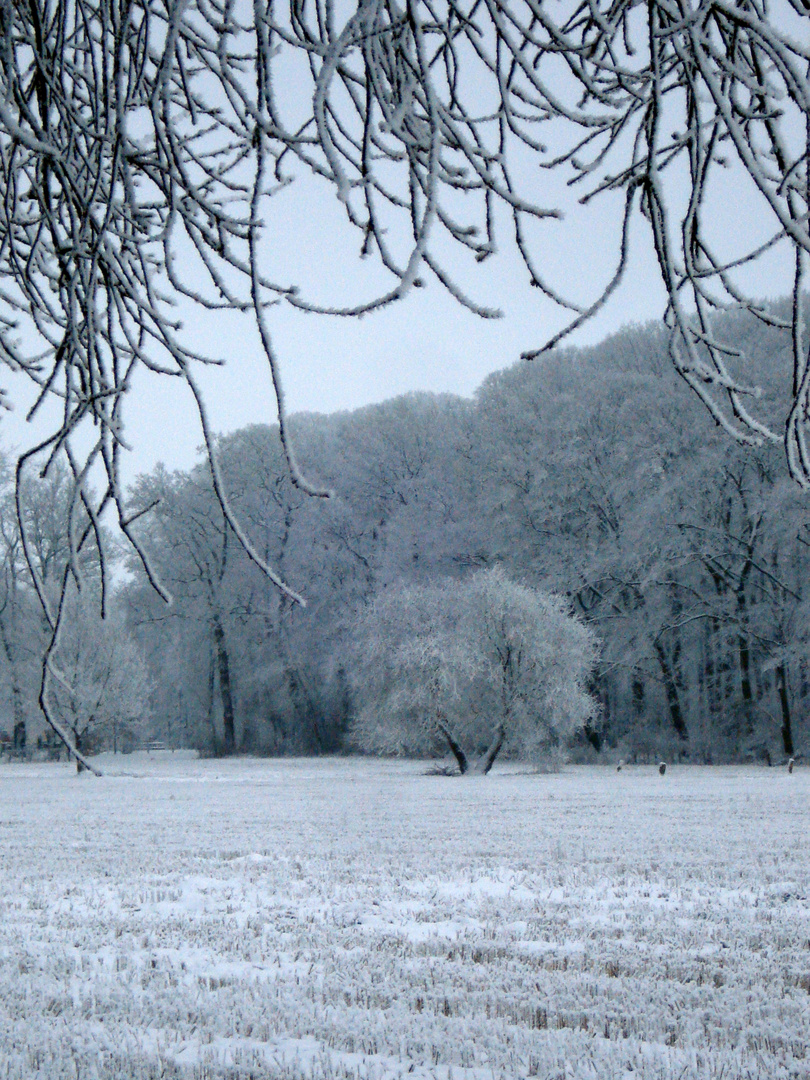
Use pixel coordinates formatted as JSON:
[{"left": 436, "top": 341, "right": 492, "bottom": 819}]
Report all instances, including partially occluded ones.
[{"left": 1, "top": 756, "right": 809, "bottom": 1080}]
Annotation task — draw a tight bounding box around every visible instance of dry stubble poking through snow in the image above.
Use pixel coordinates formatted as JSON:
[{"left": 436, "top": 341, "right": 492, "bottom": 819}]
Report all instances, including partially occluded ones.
[{"left": 1, "top": 758, "right": 809, "bottom": 1079}]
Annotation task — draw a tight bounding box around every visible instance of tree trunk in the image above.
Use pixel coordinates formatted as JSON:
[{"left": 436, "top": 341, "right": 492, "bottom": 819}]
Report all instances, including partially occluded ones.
[
  {"left": 438, "top": 718, "right": 468, "bottom": 774},
  {"left": 737, "top": 560, "right": 754, "bottom": 705},
  {"left": 0, "top": 603, "right": 26, "bottom": 756},
  {"left": 654, "top": 640, "right": 688, "bottom": 740},
  {"left": 212, "top": 615, "right": 235, "bottom": 754},
  {"left": 704, "top": 617, "right": 723, "bottom": 716},
  {"left": 583, "top": 724, "right": 602, "bottom": 752},
  {"left": 632, "top": 676, "right": 645, "bottom": 717},
  {"left": 738, "top": 632, "right": 753, "bottom": 704},
  {"left": 478, "top": 724, "right": 505, "bottom": 775},
  {"left": 287, "top": 665, "right": 324, "bottom": 751},
  {"left": 776, "top": 662, "right": 794, "bottom": 757},
  {"left": 75, "top": 729, "right": 85, "bottom": 774},
  {"left": 205, "top": 631, "right": 217, "bottom": 749}
]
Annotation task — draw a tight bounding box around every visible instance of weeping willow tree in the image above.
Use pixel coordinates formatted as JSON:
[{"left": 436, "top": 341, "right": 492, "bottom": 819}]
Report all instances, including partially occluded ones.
[{"left": 0, "top": 0, "right": 809, "bottom": 766}]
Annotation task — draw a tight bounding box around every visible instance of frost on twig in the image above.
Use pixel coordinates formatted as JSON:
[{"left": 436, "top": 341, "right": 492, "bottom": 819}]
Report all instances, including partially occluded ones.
[{"left": 266, "top": 0, "right": 810, "bottom": 478}]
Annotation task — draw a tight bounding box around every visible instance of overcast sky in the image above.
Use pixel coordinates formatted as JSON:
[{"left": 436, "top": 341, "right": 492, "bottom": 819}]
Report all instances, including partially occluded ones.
[{"left": 0, "top": 144, "right": 794, "bottom": 486}]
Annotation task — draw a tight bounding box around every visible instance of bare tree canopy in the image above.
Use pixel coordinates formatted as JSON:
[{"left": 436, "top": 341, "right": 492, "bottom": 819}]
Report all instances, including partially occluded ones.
[{"left": 2, "top": 0, "right": 810, "bottom": 607}]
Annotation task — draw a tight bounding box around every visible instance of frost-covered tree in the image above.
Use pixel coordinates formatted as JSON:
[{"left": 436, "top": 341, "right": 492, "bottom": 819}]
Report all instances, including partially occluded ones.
[
  {"left": 126, "top": 430, "right": 354, "bottom": 755},
  {"left": 0, "top": 453, "right": 118, "bottom": 767},
  {"left": 351, "top": 568, "right": 598, "bottom": 772},
  {"left": 126, "top": 463, "right": 245, "bottom": 754},
  {"left": 469, "top": 311, "right": 810, "bottom": 762},
  {"left": 48, "top": 596, "right": 151, "bottom": 771},
  {"left": 119, "top": 305, "right": 810, "bottom": 762},
  {"left": 5, "top": 0, "right": 810, "bottom": 764}
]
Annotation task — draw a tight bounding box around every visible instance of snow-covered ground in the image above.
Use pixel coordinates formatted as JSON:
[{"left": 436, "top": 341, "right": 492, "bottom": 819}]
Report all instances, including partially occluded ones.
[{"left": 1, "top": 755, "right": 808, "bottom": 1079}]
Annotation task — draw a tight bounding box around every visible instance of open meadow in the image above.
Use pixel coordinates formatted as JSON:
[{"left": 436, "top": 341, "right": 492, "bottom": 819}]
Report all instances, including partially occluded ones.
[{"left": 1, "top": 755, "right": 809, "bottom": 1079}]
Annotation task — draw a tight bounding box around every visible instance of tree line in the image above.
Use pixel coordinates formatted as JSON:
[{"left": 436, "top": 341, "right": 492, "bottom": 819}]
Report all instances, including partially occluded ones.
[
  {"left": 1, "top": 304, "right": 808, "bottom": 766},
  {"left": 4, "top": 0, "right": 810, "bottom": 768}
]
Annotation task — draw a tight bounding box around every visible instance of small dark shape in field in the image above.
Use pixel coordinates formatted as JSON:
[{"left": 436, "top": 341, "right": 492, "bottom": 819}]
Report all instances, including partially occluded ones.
[
  {"left": 616, "top": 759, "right": 624, "bottom": 772},
  {"left": 659, "top": 762, "right": 667, "bottom": 775},
  {"left": 789, "top": 758, "right": 795, "bottom": 774},
  {"left": 425, "top": 764, "right": 460, "bottom": 776}
]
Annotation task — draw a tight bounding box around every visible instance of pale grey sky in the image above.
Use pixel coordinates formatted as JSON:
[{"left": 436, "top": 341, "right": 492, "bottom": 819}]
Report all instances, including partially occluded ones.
[{"left": 0, "top": 147, "right": 794, "bottom": 485}]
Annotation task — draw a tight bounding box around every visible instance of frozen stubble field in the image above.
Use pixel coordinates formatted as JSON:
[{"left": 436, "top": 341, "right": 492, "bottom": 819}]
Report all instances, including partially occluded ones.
[{"left": 1, "top": 757, "right": 809, "bottom": 1079}]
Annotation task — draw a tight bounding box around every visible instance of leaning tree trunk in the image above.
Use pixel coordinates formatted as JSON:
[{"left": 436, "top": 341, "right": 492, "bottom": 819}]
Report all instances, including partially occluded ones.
[
  {"left": 438, "top": 717, "right": 468, "bottom": 774},
  {"left": 74, "top": 728, "right": 85, "bottom": 774},
  {"left": 437, "top": 718, "right": 505, "bottom": 776},
  {"left": 476, "top": 723, "right": 505, "bottom": 775}
]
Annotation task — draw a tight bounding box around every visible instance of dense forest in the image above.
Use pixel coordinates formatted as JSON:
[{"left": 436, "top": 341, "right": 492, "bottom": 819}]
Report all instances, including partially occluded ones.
[{"left": 2, "top": 306, "right": 809, "bottom": 765}]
